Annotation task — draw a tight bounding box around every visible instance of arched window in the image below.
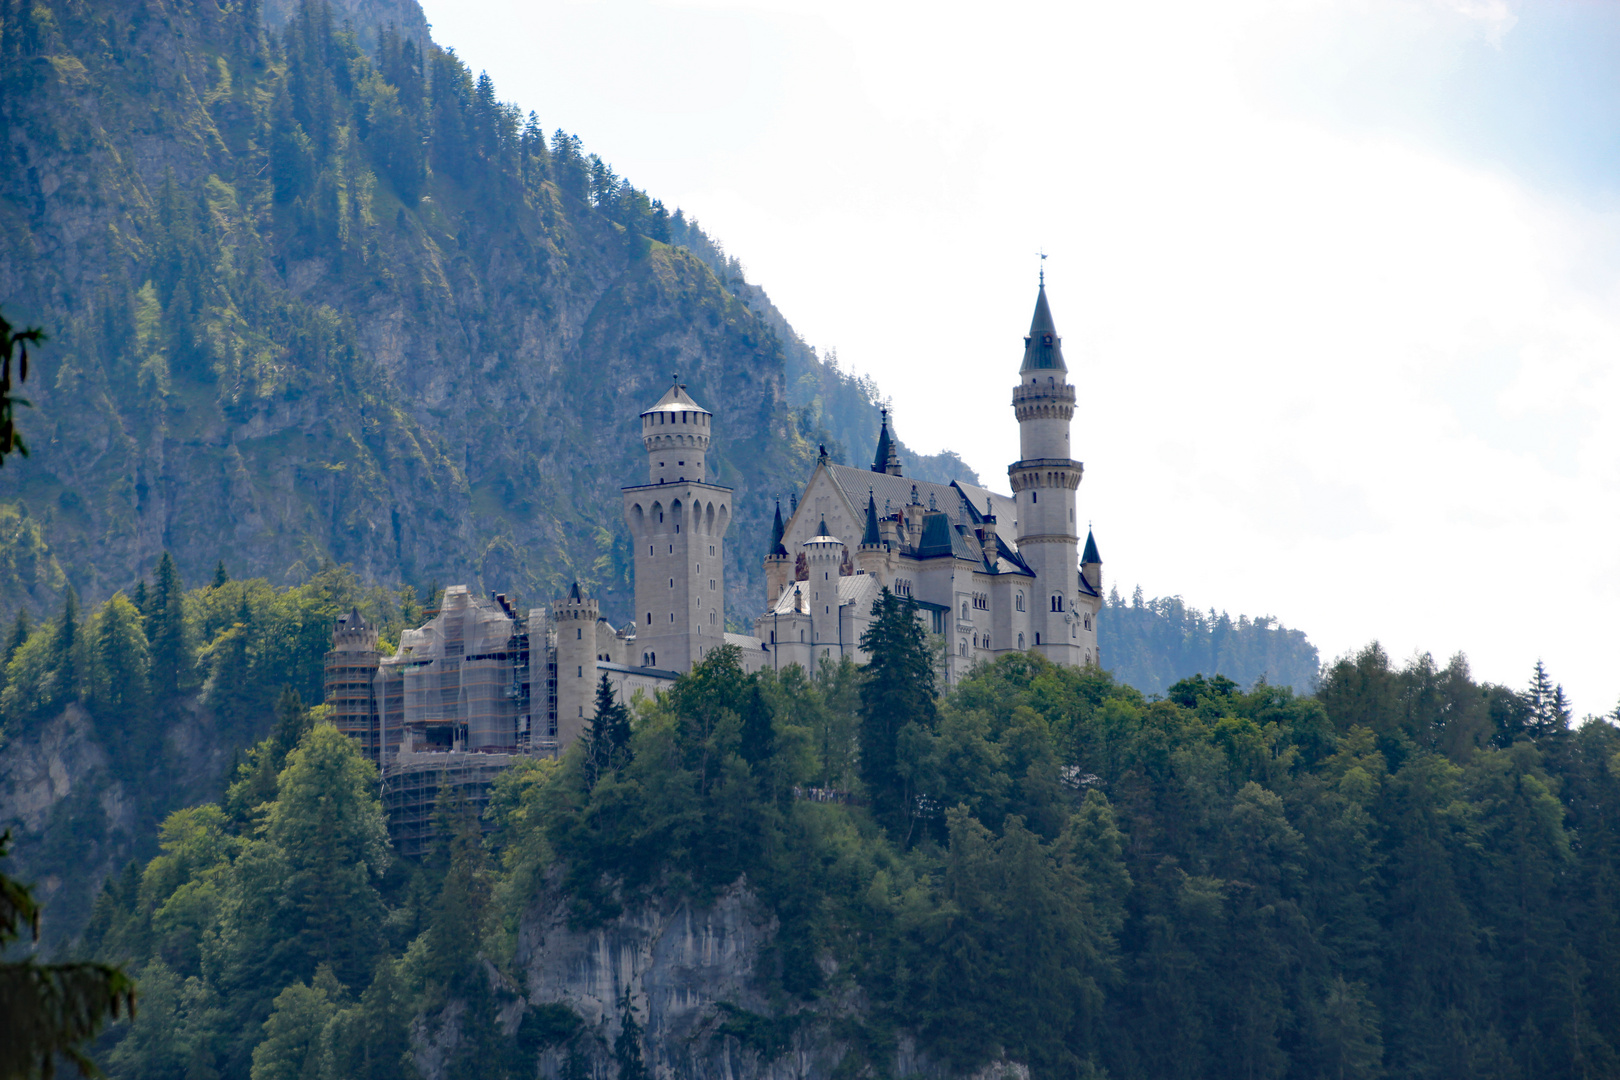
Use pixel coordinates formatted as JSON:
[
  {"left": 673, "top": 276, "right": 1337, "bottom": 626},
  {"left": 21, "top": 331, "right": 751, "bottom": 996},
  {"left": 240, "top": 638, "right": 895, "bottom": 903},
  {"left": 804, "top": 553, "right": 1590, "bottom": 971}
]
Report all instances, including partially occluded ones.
[
  {"left": 961, "top": 602, "right": 969, "bottom": 621},
  {"left": 1015, "top": 592, "right": 1024, "bottom": 612},
  {"left": 959, "top": 640, "right": 968, "bottom": 657}
]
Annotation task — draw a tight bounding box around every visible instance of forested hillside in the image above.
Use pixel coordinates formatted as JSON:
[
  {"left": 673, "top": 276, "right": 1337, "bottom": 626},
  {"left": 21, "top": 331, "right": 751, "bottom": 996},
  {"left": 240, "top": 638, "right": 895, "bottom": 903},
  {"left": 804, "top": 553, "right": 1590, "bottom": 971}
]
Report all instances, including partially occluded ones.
[
  {"left": 1102, "top": 586, "right": 1320, "bottom": 697},
  {"left": 46, "top": 590, "right": 1620, "bottom": 1080},
  {"left": 0, "top": 0, "right": 968, "bottom": 633},
  {"left": 0, "top": 557, "right": 414, "bottom": 941}
]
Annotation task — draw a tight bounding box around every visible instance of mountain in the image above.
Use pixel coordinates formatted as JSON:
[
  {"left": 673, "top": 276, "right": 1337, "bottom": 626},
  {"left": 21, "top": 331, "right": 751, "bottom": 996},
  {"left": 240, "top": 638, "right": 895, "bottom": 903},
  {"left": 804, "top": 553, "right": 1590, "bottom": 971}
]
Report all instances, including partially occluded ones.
[{"left": 0, "top": 0, "right": 970, "bottom": 632}]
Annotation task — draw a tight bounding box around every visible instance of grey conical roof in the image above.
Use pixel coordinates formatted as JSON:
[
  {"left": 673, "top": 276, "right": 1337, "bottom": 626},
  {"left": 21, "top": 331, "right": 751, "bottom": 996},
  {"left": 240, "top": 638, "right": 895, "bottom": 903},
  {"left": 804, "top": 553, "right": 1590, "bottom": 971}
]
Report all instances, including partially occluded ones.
[
  {"left": 769, "top": 501, "right": 788, "bottom": 556},
  {"left": 569, "top": 580, "right": 582, "bottom": 601},
  {"left": 871, "top": 409, "right": 901, "bottom": 475},
  {"left": 861, "top": 491, "right": 881, "bottom": 546},
  {"left": 1081, "top": 529, "right": 1101, "bottom": 564},
  {"left": 1020, "top": 284, "right": 1067, "bottom": 373}
]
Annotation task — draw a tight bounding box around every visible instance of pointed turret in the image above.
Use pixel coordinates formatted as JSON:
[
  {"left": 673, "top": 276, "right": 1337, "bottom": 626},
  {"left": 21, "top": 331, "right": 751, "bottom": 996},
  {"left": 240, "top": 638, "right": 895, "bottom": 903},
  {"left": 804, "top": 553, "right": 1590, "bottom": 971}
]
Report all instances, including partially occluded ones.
[
  {"left": 769, "top": 500, "right": 788, "bottom": 556},
  {"left": 871, "top": 408, "right": 903, "bottom": 476},
  {"left": 1081, "top": 529, "right": 1102, "bottom": 591},
  {"left": 1020, "top": 284, "right": 1067, "bottom": 373},
  {"left": 569, "top": 580, "right": 582, "bottom": 601},
  {"left": 763, "top": 500, "right": 792, "bottom": 605},
  {"left": 860, "top": 491, "right": 882, "bottom": 548}
]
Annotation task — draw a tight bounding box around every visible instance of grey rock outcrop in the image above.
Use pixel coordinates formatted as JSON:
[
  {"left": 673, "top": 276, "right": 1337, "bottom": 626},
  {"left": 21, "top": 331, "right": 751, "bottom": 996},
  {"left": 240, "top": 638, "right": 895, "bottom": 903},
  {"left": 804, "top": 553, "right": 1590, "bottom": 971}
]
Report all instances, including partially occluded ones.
[{"left": 489, "top": 879, "right": 1028, "bottom": 1080}]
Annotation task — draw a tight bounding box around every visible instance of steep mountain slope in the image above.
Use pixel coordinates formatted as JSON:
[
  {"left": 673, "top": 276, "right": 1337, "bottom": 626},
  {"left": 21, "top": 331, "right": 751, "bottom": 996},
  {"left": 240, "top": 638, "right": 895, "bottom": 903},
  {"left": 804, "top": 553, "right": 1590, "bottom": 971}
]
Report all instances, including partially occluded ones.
[{"left": 0, "top": 0, "right": 967, "bottom": 629}]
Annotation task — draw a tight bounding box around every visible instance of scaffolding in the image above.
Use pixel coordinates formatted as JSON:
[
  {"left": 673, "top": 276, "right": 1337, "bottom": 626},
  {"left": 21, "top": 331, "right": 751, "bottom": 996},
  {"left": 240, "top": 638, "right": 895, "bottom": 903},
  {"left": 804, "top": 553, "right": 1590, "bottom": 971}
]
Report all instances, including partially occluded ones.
[{"left": 381, "top": 750, "right": 516, "bottom": 858}]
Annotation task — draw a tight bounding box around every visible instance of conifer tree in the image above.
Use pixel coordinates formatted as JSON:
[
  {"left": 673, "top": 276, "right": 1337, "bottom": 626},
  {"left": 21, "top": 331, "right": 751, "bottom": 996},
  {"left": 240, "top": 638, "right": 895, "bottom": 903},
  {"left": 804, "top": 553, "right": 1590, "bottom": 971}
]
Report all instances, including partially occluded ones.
[
  {"left": 212, "top": 560, "right": 229, "bottom": 588},
  {"left": 614, "top": 992, "right": 649, "bottom": 1080},
  {"left": 0, "top": 831, "right": 135, "bottom": 1080},
  {"left": 150, "top": 553, "right": 192, "bottom": 700},
  {"left": 585, "top": 674, "right": 632, "bottom": 787},
  {"left": 256, "top": 724, "right": 388, "bottom": 988},
  {"left": 48, "top": 589, "right": 80, "bottom": 711},
  {"left": 857, "top": 588, "right": 939, "bottom": 834},
  {"left": 90, "top": 592, "right": 151, "bottom": 721},
  {"left": 5, "top": 608, "right": 27, "bottom": 668}
]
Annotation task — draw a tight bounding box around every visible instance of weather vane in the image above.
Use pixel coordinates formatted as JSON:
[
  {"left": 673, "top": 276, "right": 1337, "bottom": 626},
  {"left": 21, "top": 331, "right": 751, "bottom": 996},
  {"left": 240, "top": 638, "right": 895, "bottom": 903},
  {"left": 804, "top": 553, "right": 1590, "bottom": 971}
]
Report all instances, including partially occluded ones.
[{"left": 1038, "top": 248, "right": 1047, "bottom": 287}]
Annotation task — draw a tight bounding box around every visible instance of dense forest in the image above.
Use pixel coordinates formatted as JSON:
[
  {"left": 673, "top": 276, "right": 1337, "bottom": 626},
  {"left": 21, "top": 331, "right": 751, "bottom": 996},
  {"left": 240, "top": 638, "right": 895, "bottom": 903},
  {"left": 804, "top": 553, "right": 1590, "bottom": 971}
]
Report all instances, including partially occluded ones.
[
  {"left": 0, "top": 0, "right": 969, "bottom": 633},
  {"left": 9, "top": 568, "right": 1619, "bottom": 1080},
  {"left": 1102, "top": 586, "right": 1319, "bottom": 697}
]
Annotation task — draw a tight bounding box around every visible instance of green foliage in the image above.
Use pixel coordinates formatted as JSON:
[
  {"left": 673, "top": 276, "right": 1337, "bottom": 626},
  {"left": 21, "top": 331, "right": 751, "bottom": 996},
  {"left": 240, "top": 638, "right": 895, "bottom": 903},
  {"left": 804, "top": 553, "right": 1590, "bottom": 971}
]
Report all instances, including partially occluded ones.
[
  {"left": 1, "top": 830, "right": 135, "bottom": 1080},
  {"left": 857, "top": 589, "right": 939, "bottom": 837},
  {"left": 1104, "top": 587, "right": 1321, "bottom": 697},
  {"left": 0, "top": 310, "right": 45, "bottom": 467},
  {"left": 45, "top": 628, "right": 1620, "bottom": 1080}
]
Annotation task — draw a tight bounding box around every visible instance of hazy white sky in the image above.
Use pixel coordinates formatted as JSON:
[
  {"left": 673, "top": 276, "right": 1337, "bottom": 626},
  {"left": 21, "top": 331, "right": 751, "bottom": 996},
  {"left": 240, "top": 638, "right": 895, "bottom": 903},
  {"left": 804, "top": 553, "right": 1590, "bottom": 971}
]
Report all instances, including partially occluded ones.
[{"left": 418, "top": 0, "right": 1620, "bottom": 715}]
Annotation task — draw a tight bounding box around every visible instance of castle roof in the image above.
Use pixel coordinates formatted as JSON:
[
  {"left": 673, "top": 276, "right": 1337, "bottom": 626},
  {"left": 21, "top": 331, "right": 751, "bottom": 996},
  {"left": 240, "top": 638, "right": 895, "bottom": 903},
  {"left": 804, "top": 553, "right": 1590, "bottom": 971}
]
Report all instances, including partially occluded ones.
[
  {"left": 805, "top": 517, "right": 842, "bottom": 545},
  {"left": 861, "top": 491, "right": 881, "bottom": 546},
  {"left": 1020, "top": 284, "right": 1067, "bottom": 373},
  {"left": 1082, "top": 529, "right": 1101, "bottom": 565},
  {"left": 641, "top": 381, "right": 712, "bottom": 417},
  {"left": 769, "top": 501, "right": 788, "bottom": 556},
  {"left": 871, "top": 409, "right": 901, "bottom": 475},
  {"left": 816, "top": 463, "right": 1034, "bottom": 576}
]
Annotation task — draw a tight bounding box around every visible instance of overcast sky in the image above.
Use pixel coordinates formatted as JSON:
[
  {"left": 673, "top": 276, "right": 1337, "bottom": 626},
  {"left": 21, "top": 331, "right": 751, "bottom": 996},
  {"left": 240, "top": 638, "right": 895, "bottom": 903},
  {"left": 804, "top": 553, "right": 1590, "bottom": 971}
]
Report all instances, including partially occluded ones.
[{"left": 418, "top": 0, "right": 1620, "bottom": 715}]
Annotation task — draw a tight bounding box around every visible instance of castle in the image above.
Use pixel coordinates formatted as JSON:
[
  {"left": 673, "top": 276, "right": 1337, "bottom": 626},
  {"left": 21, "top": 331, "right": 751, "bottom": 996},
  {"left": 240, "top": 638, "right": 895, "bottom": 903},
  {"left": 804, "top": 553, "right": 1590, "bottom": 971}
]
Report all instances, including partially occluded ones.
[{"left": 324, "top": 281, "right": 1103, "bottom": 850}]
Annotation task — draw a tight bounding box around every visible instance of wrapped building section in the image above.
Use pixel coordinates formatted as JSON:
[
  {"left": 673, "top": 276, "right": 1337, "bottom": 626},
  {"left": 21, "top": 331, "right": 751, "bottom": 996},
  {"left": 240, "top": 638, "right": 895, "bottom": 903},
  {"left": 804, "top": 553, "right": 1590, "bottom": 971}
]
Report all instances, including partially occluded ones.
[{"left": 324, "top": 586, "right": 563, "bottom": 854}]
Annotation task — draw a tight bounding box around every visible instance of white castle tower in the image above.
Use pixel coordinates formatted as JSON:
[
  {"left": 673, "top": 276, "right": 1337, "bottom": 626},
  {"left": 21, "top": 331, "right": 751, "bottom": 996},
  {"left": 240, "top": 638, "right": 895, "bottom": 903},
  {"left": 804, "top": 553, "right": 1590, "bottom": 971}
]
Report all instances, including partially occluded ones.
[
  {"left": 1011, "top": 279, "right": 1086, "bottom": 664},
  {"left": 622, "top": 378, "right": 732, "bottom": 673}
]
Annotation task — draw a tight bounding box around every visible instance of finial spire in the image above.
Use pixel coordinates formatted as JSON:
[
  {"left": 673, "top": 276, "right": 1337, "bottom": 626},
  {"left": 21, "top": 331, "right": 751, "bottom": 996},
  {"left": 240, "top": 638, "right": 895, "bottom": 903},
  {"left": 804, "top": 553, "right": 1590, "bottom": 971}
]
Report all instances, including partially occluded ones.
[
  {"left": 1038, "top": 248, "right": 1046, "bottom": 288},
  {"left": 872, "top": 406, "right": 902, "bottom": 476}
]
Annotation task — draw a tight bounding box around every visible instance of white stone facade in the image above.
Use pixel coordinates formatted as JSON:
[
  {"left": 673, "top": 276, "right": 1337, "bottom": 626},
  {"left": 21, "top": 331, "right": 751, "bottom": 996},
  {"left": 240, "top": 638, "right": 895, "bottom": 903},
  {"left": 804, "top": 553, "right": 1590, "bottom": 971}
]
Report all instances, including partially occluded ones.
[
  {"left": 559, "top": 281, "right": 1104, "bottom": 730},
  {"left": 753, "top": 283, "right": 1103, "bottom": 684}
]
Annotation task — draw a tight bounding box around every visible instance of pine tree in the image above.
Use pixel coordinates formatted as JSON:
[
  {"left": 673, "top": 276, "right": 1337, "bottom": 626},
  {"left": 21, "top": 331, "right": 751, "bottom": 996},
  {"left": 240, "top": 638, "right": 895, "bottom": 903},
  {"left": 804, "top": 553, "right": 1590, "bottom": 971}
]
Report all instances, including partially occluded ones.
[
  {"left": 585, "top": 674, "right": 632, "bottom": 786},
  {"left": 212, "top": 560, "right": 229, "bottom": 588},
  {"left": 5, "top": 607, "right": 28, "bottom": 667},
  {"left": 90, "top": 592, "right": 151, "bottom": 721},
  {"left": 150, "top": 552, "right": 192, "bottom": 700},
  {"left": 48, "top": 589, "right": 81, "bottom": 710},
  {"left": 857, "top": 588, "right": 939, "bottom": 834},
  {"left": 614, "top": 992, "right": 649, "bottom": 1080},
  {"left": 273, "top": 686, "right": 309, "bottom": 755},
  {"left": 260, "top": 725, "right": 388, "bottom": 988}
]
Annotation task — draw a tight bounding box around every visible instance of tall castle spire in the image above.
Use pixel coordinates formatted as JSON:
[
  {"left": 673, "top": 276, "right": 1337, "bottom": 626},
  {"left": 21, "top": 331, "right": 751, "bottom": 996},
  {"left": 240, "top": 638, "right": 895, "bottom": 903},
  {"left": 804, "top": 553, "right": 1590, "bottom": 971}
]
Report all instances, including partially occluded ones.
[
  {"left": 1009, "top": 277, "right": 1082, "bottom": 664},
  {"left": 871, "top": 408, "right": 902, "bottom": 476},
  {"left": 1020, "top": 283, "right": 1067, "bottom": 373}
]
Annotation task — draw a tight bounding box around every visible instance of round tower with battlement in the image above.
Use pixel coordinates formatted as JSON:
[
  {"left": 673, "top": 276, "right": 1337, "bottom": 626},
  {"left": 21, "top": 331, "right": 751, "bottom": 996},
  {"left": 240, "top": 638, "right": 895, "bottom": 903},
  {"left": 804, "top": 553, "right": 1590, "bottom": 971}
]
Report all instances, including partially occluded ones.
[
  {"left": 553, "top": 582, "right": 600, "bottom": 748},
  {"left": 641, "top": 379, "right": 712, "bottom": 485},
  {"left": 804, "top": 519, "right": 845, "bottom": 659},
  {"left": 624, "top": 379, "right": 733, "bottom": 675}
]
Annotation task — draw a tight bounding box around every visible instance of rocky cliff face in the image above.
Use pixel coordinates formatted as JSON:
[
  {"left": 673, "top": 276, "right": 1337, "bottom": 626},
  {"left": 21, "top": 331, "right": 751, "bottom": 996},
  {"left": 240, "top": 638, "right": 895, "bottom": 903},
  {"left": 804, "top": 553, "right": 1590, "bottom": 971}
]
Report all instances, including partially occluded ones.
[
  {"left": 478, "top": 880, "right": 1027, "bottom": 1080},
  {"left": 0, "top": 696, "right": 232, "bottom": 938}
]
